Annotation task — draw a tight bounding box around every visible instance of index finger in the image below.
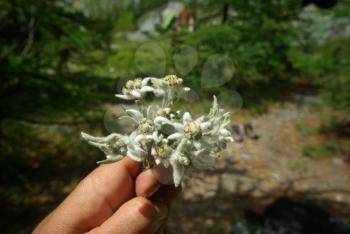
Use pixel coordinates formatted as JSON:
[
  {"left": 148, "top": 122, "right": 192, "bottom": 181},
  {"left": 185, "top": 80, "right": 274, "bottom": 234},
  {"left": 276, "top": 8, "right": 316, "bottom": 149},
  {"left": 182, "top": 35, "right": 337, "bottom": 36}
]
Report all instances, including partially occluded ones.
[{"left": 34, "top": 157, "right": 140, "bottom": 234}]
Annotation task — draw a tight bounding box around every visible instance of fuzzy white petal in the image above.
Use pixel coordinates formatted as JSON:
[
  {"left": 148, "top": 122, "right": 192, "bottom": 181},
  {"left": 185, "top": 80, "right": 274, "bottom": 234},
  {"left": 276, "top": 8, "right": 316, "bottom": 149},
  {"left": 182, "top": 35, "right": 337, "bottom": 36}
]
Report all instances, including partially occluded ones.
[
  {"left": 172, "top": 122, "right": 183, "bottom": 130},
  {"left": 130, "top": 90, "right": 142, "bottom": 98},
  {"left": 154, "top": 116, "right": 171, "bottom": 126},
  {"left": 168, "top": 133, "right": 183, "bottom": 141},
  {"left": 141, "top": 77, "right": 150, "bottom": 86},
  {"left": 135, "top": 134, "right": 153, "bottom": 143},
  {"left": 219, "top": 128, "right": 231, "bottom": 136},
  {"left": 153, "top": 89, "right": 165, "bottom": 96},
  {"left": 127, "top": 151, "right": 143, "bottom": 162},
  {"left": 140, "top": 86, "right": 154, "bottom": 93},
  {"left": 200, "top": 122, "right": 212, "bottom": 131},
  {"left": 115, "top": 94, "right": 133, "bottom": 100},
  {"left": 97, "top": 155, "right": 123, "bottom": 164},
  {"left": 164, "top": 107, "right": 171, "bottom": 114},
  {"left": 183, "top": 112, "right": 192, "bottom": 124},
  {"left": 170, "top": 156, "right": 185, "bottom": 187},
  {"left": 126, "top": 109, "right": 144, "bottom": 122},
  {"left": 127, "top": 144, "right": 145, "bottom": 162}
]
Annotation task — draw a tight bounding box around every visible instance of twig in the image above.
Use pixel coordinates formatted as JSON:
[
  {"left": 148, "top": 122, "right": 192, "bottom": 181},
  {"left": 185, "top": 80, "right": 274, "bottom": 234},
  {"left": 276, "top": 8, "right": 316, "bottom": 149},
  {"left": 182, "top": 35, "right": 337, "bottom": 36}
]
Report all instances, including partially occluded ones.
[
  {"left": 20, "top": 16, "right": 35, "bottom": 59},
  {"left": 4, "top": 114, "right": 87, "bottom": 126}
]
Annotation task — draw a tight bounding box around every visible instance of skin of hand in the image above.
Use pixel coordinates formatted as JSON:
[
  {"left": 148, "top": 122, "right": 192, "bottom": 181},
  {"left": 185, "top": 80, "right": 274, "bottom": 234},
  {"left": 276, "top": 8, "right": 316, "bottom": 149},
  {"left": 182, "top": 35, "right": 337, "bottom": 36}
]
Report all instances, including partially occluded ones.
[{"left": 33, "top": 157, "right": 181, "bottom": 234}]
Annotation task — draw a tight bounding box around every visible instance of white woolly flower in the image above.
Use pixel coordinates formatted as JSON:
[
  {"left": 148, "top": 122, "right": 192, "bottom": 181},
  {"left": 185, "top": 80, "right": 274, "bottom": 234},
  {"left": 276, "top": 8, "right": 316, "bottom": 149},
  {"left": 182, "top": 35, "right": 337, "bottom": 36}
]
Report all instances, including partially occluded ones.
[
  {"left": 81, "top": 75, "right": 233, "bottom": 187},
  {"left": 116, "top": 75, "right": 190, "bottom": 104},
  {"left": 126, "top": 130, "right": 148, "bottom": 162},
  {"left": 81, "top": 132, "right": 128, "bottom": 164},
  {"left": 123, "top": 107, "right": 155, "bottom": 134},
  {"left": 166, "top": 112, "right": 212, "bottom": 141},
  {"left": 121, "top": 107, "right": 155, "bottom": 162},
  {"left": 203, "top": 96, "right": 234, "bottom": 150},
  {"left": 151, "top": 133, "right": 172, "bottom": 167},
  {"left": 169, "top": 138, "right": 190, "bottom": 186},
  {"left": 115, "top": 78, "right": 155, "bottom": 100}
]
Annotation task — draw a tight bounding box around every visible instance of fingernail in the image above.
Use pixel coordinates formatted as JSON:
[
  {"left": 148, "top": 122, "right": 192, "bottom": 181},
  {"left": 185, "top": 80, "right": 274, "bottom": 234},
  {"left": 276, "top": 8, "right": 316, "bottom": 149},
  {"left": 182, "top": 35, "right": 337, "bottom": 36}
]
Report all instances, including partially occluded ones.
[
  {"left": 146, "top": 184, "right": 160, "bottom": 198},
  {"left": 153, "top": 202, "right": 168, "bottom": 220},
  {"left": 152, "top": 165, "right": 174, "bottom": 185},
  {"left": 151, "top": 202, "right": 168, "bottom": 233}
]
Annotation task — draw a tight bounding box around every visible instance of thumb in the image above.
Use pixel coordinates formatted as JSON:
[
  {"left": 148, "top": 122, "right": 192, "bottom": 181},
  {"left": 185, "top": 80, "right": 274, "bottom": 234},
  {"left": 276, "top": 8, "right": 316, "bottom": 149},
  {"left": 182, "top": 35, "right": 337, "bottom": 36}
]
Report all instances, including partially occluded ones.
[{"left": 88, "top": 197, "right": 168, "bottom": 234}]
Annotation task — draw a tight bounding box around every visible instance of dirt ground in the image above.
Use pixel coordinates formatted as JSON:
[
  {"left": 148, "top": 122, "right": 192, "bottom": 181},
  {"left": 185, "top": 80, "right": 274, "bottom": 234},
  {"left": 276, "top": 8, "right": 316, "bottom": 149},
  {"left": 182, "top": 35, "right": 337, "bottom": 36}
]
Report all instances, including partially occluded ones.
[{"left": 166, "top": 96, "right": 350, "bottom": 234}]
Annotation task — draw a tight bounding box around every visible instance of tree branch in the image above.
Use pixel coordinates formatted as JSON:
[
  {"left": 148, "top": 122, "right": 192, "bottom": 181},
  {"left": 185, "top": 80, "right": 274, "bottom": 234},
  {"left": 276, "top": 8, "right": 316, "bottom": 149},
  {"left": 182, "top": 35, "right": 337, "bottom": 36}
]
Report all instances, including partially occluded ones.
[
  {"left": 3, "top": 114, "right": 87, "bottom": 126},
  {"left": 20, "top": 16, "right": 35, "bottom": 60}
]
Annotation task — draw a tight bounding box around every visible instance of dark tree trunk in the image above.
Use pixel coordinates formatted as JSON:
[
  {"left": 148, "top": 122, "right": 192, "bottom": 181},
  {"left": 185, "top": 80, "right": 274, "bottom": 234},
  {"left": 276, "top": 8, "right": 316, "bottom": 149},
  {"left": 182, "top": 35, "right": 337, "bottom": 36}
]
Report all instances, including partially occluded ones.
[{"left": 222, "top": 3, "right": 229, "bottom": 24}]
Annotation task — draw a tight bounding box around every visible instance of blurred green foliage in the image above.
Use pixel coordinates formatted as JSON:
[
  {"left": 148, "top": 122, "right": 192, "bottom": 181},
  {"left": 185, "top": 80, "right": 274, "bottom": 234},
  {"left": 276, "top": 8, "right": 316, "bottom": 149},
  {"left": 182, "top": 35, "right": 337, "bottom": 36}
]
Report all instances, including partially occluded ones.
[
  {"left": 302, "top": 141, "right": 343, "bottom": 159},
  {"left": 1, "top": 0, "right": 350, "bottom": 233},
  {"left": 0, "top": 1, "right": 116, "bottom": 232},
  {"left": 187, "top": 0, "right": 299, "bottom": 80},
  {"left": 289, "top": 36, "right": 350, "bottom": 111}
]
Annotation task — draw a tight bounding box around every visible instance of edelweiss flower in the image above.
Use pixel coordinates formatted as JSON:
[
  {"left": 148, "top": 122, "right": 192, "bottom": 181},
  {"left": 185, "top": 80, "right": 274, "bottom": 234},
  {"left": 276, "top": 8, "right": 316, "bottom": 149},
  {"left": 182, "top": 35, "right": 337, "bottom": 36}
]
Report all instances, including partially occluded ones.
[
  {"left": 151, "top": 133, "right": 172, "bottom": 167},
  {"left": 164, "top": 111, "right": 212, "bottom": 141},
  {"left": 147, "top": 75, "right": 185, "bottom": 90},
  {"left": 82, "top": 76, "right": 234, "bottom": 187},
  {"left": 153, "top": 75, "right": 191, "bottom": 105},
  {"left": 169, "top": 138, "right": 190, "bottom": 187},
  {"left": 81, "top": 132, "right": 128, "bottom": 164},
  {"left": 203, "top": 96, "right": 233, "bottom": 150},
  {"left": 155, "top": 107, "right": 181, "bottom": 120},
  {"left": 125, "top": 130, "right": 147, "bottom": 162},
  {"left": 115, "top": 78, "right": 155, "bottom": 100},
  {"left": 123, "top": 108, "right": 155, "bottom": 134},
  {"left": 116, "top": 75, "right": 190, "bottom": 104},
  {"left": 120, "top": 107, "right": 155, "bottom": 162}
]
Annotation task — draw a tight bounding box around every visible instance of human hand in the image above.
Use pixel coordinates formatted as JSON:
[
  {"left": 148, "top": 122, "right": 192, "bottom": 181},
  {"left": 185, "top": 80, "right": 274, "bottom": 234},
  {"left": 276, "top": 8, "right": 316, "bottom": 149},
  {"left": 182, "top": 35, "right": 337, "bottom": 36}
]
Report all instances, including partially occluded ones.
[{"left": 33, "top": 157, "right": 180, "bottom": 234}]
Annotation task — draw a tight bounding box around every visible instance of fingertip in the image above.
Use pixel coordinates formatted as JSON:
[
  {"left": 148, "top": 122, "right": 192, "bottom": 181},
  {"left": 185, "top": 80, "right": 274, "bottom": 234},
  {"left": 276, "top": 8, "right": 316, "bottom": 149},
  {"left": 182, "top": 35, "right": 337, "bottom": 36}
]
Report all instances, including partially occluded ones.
[
  {"left": 152, "top": 164, "right": 174, "bottom": 185},
  {"left": 122, "top": 197, "right": 168, "bottom": 233},
  {"left": 149, "top": 184, "right": 182, "bottom": 203},
  {"left": 119, "top": 156, "right": 141, "bottom": 178},
  {"left": 134, "top": 197, "right": 167, "bottom": 221},
  {"left": 92, "top": 197, "right": 168, "bottom": 234},
  {"left": 136, "top": 169, "right": 160, "bottom": 197},
  {"left": 135, "top": 167, "right": 181, "bottom": 202}
]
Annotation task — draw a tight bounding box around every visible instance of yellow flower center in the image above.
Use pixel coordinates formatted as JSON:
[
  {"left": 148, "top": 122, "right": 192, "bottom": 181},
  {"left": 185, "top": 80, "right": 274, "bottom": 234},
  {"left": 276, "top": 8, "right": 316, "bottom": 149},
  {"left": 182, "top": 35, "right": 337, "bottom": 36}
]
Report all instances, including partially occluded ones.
[
  {"left": 156, "top": 108, "right": 166, "bottom": 117},
  {"left": 178, "top": 155, "right": 190, "bottom": 166},
  {"left": 124, "top": 79, "right": 142, "bottom": 92},
  {"left": 108, "top": 140, "right": 126, "bottom": 154},
  {"left": 184, "top": 122, "right": 202, "bottom": 139},
  {"left": 140, "top": 122, "right": 154, "bottom": 133},
  {"left": 133, "top": 79, "right": 142, "bottom": 88},
  {"left": 163, "top": 75, "right": 182, "bottom": 86},
  {"left": 155, "top": 143, "right": 172, "bottom": 159}
]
